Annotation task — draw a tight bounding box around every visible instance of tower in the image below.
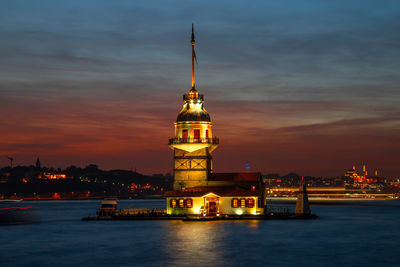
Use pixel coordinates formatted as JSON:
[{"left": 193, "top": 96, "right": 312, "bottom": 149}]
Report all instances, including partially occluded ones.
[
  {"left": 295, "top": 177, "right": 311, "bottom": 216},
  {"left": 36, "top": 157, "right": 41, "bottom": 169},
  {"left": 168, "top": 25, "right": 219, "bottom": 190}
]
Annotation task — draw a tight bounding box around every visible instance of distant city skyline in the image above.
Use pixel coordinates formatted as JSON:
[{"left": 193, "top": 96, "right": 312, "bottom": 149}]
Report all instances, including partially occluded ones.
[{"left": 1, "top": 0, "right": 400, "bottom": 177}]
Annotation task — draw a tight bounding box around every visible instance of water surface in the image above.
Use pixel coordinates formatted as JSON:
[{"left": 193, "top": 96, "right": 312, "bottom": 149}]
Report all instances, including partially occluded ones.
[{"left": 1, "top": 200, "right": 400, "bottom": 266}]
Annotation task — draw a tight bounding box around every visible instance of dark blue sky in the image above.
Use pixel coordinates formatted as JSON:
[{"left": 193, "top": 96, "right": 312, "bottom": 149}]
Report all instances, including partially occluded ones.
[{"left": 1, "top": 0, "right": 400, "bottom": 176}]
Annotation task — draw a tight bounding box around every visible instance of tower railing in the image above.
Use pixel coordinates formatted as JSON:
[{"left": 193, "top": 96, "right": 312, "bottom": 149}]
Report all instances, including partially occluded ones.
[
  {"left": 183, "top": 94, "right": 204, "bottom": 101},
  {"left": 168, "top": 137, "right": 219, "bottom": 145}
]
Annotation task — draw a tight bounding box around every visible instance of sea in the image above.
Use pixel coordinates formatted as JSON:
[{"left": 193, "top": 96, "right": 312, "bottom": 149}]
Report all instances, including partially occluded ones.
[{"left": 1, "top": 199, "right": 400, "bottom": 267}]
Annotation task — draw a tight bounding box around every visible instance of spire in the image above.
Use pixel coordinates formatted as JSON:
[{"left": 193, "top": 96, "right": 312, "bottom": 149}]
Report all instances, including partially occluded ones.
[{"left": 191, "top": 23, "right": 196, "bottom": 90}]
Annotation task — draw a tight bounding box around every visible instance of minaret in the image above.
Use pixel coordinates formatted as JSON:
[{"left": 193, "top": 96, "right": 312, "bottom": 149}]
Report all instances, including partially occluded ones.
[
  {"left": 169, "top": 25, "right": 219, "bottom": 190},
  {"left": 36, "top": 157, "right": 41, "bottom": 170}
]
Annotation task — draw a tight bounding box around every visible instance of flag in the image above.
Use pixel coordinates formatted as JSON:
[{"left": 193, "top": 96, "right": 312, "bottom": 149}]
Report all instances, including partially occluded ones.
[{"left": 194, "top": 49, "right": 198, "bottom": 64}]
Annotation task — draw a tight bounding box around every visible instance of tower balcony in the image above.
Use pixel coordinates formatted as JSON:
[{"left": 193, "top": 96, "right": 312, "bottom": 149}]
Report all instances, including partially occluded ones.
[
  {"left": 168, "top": 137, "right": 219, "bottom": 145},
  {"left": 169, "top": 137, "right": 219, "bottom": 153}
]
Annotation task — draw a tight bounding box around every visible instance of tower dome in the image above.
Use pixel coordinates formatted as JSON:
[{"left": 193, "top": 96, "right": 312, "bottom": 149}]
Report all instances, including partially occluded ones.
[{"left": 176, "top": 89, "right": 211, "bottom": 122}]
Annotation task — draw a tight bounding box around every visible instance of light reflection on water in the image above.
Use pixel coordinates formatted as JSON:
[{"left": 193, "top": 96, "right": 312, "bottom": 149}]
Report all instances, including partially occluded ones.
[
  {"left": 1, "top": 200, "right": 400, "bottom": 266},
  {"left": 165, "top": 221, "right": 227, "bottom": 266},
  {"left": 163, "top": 220, "right": 261, "bottom": 266}
]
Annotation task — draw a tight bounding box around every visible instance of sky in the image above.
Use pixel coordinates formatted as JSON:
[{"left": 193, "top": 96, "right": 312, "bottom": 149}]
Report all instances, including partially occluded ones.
[{"left": 1, "top": 0, "right": 400, "bottom": 177}]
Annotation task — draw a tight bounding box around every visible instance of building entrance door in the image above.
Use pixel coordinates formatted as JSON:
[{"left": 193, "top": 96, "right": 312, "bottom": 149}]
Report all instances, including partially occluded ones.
[{"left": 206, "top": 197, "right": 219, "bottom": 216}]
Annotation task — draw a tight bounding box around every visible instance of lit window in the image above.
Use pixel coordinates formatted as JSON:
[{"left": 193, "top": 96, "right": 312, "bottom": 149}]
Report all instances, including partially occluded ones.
[
  {"left": 194, "top": 129, "right": 200, "bottom": 139},
  {"left": 179, "top": 198, "right": 185, "bottom": 208},
  {"left": 182, "top": 130, "right": 188, "bottom": 141},
  {"left": 247, "top": 198, "right": 254, "bottom": 208},
  {"left": 186, "top": 198, "right": 193, "bottom": 208},
  {"left": 231, "top": 198, "right": 238, "bottom": 208},
  {"left": 170, "top": 199, "right": 177, "bottom": 208},
  {"left": 240, "top": 198, "right": 246, "bottom": 208}
]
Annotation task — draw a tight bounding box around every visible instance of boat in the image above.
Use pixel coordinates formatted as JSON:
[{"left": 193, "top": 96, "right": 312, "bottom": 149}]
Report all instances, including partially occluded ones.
[
  {"left": 266, "top": 196, "right": 399, "bottom": 205},
  {"left": 265, "top": 186, "right": 399, "bottom": 204},
  {"left": 97, "top": 199, "right": 118, "bottom": 217}
]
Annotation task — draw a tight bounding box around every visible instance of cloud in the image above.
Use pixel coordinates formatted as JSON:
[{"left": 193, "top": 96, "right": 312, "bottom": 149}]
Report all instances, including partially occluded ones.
[{"left": 0, "top": 0, "right": 399, "bottom": 176}]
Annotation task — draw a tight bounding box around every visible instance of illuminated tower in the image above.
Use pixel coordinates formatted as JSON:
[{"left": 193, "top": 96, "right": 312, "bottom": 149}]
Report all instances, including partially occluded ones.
[{"left": 168, "top": 25, "right": 219, "bottom": 190}]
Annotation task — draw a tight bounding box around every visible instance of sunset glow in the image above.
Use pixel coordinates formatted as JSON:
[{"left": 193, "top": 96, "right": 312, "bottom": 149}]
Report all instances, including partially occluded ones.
[{"left": 1, "top": 1, "right": 399, "bottom": 177}]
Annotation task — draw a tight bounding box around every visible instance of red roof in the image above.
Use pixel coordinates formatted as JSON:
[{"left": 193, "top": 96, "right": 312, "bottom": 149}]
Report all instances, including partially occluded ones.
[
  {"left": 164, "top": 186, "right": 261, "bottom": 197},
  {"left": 208, "top": 172, "right": 260, "bottom": 182}
]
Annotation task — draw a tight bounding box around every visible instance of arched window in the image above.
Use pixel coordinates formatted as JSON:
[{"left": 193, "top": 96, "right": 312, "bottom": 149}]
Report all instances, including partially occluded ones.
[
  {"left": 194, "top": 129, "right": 200, "bottom": 139},
  {"left": 182, "top": 130, "right": 188, "bottom": 141},
  {"left": 186, "top": 198, "right": 193, "bottom": 208},
  {"left": 247, "top": 198, "right": 254, "bottom": 208},
  {"left": 231, "top": 198, "right": 239, "bottom": 208},
  {"left": 240, "top": 198, "right": 247, "bottom": 208},
  {"left": 179, "top": 198, "right": 185, "bottom": 208},
  {"left": 170, "top": 199, "right": 177, "bottom": 208}
]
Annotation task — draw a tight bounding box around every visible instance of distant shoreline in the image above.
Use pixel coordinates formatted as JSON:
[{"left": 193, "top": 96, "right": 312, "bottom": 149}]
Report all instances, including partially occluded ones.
[{"left": 4, "top": 196, "right": 165, "bottom": 201}]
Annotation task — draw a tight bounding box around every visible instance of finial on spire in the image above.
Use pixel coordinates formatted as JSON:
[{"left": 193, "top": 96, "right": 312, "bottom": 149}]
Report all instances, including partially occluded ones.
[{"left": 191, "top": 23, "right": 195, "bottom": 44}]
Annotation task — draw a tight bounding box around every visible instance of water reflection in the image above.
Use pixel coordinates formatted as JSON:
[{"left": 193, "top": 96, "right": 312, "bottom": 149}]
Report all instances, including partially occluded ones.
[
  {"left": 245, "top": 220, "right": 261, "bottom": 229},
  {"left": 162, "top": 220, "right": 260, "bottom": 267}
]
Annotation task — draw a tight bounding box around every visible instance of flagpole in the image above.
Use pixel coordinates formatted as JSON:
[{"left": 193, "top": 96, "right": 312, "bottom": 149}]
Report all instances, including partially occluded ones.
[{"left": 191, "top": 24, "right": 195, "bottom": 89}]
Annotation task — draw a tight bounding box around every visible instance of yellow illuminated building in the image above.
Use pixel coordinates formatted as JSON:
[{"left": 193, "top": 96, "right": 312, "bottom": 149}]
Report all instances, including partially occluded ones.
[
  {"left": 165, "top": 25, "right": 264, "bottom": 216},
  {"left": 165, "top": 191, "right": 261, "bottom": 216},
  {"left": 39, "top": 173, "right": 68, "bottom": 179}
]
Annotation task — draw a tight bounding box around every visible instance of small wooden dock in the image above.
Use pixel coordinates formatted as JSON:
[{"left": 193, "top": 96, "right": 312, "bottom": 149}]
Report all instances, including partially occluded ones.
[
  {"left": 83, "top": 190, "right": 318, "bottom": 221},
  {"left": 82, "top": 210, "right": 317, "bottom": 221}
]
